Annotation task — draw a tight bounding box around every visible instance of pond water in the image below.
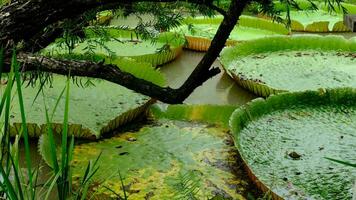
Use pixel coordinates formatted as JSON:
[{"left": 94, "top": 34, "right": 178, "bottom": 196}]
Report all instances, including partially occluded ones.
[{"left": 160, "top": 50, "right": 257, "bottom": 105}]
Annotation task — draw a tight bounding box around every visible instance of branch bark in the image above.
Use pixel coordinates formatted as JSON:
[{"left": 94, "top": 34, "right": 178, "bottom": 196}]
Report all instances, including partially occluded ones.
[{"left": 4, "top": 53, "right": 218, "bottom": 104}]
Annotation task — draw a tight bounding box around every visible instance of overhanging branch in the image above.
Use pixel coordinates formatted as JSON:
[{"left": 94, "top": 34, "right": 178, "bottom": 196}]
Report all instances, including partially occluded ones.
[{"left": 5, "top": 53, "right": 220, "bottom": 104}]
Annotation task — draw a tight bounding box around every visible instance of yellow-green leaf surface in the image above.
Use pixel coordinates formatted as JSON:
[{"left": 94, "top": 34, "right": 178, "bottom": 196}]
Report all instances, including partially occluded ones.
[
  {"left": 5, "top": 75, "right": 151, "bottom": 139},
  {"left": 150, "top": 104, "right": 238, "bottom": 128},
  {"left": 230, "top": 88, "right": 356, "bottom": 199},
  {"left": 71, "top": 119, "right": 253, "bottom": 199}
]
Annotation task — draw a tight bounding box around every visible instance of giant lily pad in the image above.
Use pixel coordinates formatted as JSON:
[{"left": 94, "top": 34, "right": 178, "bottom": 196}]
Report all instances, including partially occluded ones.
[
  {"left": 70, "top": 120, "right": 253, "bottom": 199},
  {"left": 271, "top": 0, "right": 356, "bottom": 32},
  {"left": 151, "top": 104, "right": 238, "bottom": 128},
  {"left": 220, "top": 35, "right": 356, "bottom": 97},
  {"left": 43, "top": 30, "right": 184, "bottom": 67},
  {"left": 53, "top": 104, "right": 262, "bottom": 199},
  {"left": 230, "top": 88, "right": 356, "bottom": 199},
  {"left": 284, "top": 10, "right": 350, "bottom": 32},
  {"left": 7, "top": 75, "right": 151, "bottom": 139},
  {"left": 174, "top": 15, "right": 289, "bottom": 51}
]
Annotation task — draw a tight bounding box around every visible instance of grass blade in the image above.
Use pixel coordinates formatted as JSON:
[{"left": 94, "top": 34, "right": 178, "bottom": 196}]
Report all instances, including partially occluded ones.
[
  {"left": 0, "top": 47, "right": 3, "bottom": 80},
  {"left": 325, "top": 157, "right": 356, "bottom": 167},
  {"left": 0, "top": 164, "right": 18, "bottom": 200},
  {"left": 44, "top": 106, "right": 59, "bottom": 172},
  {"left": 9, "top": 154, "right": 24, "bottom": 200},
  {"left": 12, "top": 50, "right": 34, "bottom": 198}
]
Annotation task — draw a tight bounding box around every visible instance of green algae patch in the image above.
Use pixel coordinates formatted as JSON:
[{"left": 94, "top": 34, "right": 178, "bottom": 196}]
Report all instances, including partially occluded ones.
[
  {"left": 44, "top": 30, "right": 184, "bottom": 67},
  {"left": 230, "top": 88, "right": 356, "bottom": 199},
  {"left": 220, "top": 35, "right": 356, "bottom": 97},
  {"left": 150, "top": 104, "right": 238, "bottom": 128},
  {"left": 70, "top": 119, "right": 253, "bottom": 199},
  {"left": 174, "top": 15, "right": 289, "bottom": 51},
  {"left": 5, "top": 75, "right": 151, "bottom": 139}
]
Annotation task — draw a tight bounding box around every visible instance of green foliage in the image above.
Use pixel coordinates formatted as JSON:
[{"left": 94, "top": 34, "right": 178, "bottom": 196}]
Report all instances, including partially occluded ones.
[
  {"left": 0, "top": 51, "right": 101, "bottom": 200},
  {"left": 173, "top": 171, "right": 201, "bottom": 200}
]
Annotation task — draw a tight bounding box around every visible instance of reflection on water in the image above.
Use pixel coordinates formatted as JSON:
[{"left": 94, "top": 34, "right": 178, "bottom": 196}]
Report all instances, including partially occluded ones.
[{"left": 160, "top": 50, "right": 257, "bottom": 105}]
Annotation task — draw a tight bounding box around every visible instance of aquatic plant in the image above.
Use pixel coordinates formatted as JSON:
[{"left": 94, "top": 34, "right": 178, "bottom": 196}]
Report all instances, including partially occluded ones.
[
  {"left": 37, "top": 104, "right": 259, "bottom": 199},
  {"left": 0, "top": 50, "right": 99, "bottom": 200},
  {"left": 44, "top": 30, "right": 184, "bottom": 67},
  {"left": 174, "top": 15, "right": 289, "bottom": 51},
  {"left": 229, "top": 88, "right": 356, "bottom": 199},
  {"left": 6, "top": 75, "right": 153, "bottom": 139},
  {"left": 151, "top": 104, "right": 238, "bottom": 128},
  {"left": 269, "top": 0, "right": 356, "bottom": 32},
  {"left": 220, "top": 35, "right": 356, "bottom": 97}
]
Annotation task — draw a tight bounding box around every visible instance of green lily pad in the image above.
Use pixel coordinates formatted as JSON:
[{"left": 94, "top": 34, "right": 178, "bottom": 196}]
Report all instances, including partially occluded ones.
[
  {"left": 6, "top": 75, "right": 151, "bottom": 139},
  {"left": 283, "top": 10, "right": 348, "bottom": 32},
  {"left": 150, "top": 104, "right": 238, "bottom": 128},
  {"left": 43, "top": 30, "right": 184, "bottom": 67},
  {"left": 229, "top": 88, "right": 356, "bottom": 199},
  {"left": 71, "top": 119, "right": 253, "bottom": 199},
  {"left": 267, "top": 0, "right": 356, "bottom": 32},
  {"left": 220, "top": 35, "right": 356, "bottom": 97},
  {"left": 174, "top": 15, "right": 289, "bottom": 51}
]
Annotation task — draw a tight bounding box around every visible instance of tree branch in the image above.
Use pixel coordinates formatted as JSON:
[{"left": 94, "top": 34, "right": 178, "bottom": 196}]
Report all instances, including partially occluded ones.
[
  {"left": 177, "top": 0, "right": 250, "bottom": 100},
  {"left": 2, "top": 53, "right": 219, "bottom": 104}
]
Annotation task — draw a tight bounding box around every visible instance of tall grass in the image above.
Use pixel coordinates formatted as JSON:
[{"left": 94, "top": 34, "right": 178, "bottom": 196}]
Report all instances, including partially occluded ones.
[{"left": 0, "top": 49, "right": 100, "bottom": 199}]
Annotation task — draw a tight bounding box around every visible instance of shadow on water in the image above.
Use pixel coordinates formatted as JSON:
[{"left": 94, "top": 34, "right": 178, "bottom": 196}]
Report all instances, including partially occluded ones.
[{"left": 160, "top": 50, "right": 257, "bottom": 105}]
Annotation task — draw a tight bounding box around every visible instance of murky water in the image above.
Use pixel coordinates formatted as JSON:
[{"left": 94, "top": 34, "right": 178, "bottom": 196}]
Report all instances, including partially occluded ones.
[{"left": 160, "top": 50, "right": 257, "bottom": 105}]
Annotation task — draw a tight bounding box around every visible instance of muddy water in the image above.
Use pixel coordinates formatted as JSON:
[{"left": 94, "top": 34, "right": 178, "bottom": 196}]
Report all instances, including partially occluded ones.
[{"left": 160, "top": 50, "right": 257, "bottom": 105}]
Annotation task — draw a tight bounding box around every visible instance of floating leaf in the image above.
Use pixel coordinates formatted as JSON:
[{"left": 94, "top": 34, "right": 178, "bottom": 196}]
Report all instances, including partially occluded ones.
[
  {"left": 220, "top": 35, "right": 356, "bottom": 97},
  {"left": 230, "top": 88, "right": 356, "bottom": 199}
]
